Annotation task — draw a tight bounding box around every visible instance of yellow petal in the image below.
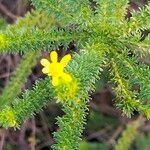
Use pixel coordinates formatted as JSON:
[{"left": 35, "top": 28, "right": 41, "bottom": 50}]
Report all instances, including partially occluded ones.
[
  {"left": 40, "top": 59, "right": 50, "bottom": 67},
  {"left": 50, "top": 51, "right": 58, "bottom": 63},
  {"left": 52, "top": 76, "right": 59, "bottom": 86},
  {"left": 42, "top": 67, "right": 50, "bottom": 74},
  {"left": 62, "top": 73, "right": 72, "bottom": 82},
  {"left": 60, "top": 54, "right": 71, "bottom": 67}
]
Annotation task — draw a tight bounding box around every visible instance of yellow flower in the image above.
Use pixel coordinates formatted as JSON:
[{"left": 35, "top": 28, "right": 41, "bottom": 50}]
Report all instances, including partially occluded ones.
[
  {"left": 6, "top": 110, "right": 17, "bottom": 127},
  {"left": 40, "top": 51, "right": 72, "bottom": 86},
  {"left": 0, "top": 107, "right": 18, "bottom": 127},
  {"left": 0, "top": 34, "right": 7, "bottom": 48}
]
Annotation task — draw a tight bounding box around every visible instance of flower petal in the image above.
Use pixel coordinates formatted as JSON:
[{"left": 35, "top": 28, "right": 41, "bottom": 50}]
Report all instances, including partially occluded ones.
[
  {"left": 50, "top": 51, "right": 58, "bottom": 63},
  {"left": 60, "top": 54, "right": 71, "bottom": 67},
  {"left": 42, "top": 67, "right": 50, "bottom": 74},
  {"left": 62, "top": 73, "right": 72, "bottom": 82},
  {"left": 40, "top": 59, "right": 50, "bottom": 67},
  {"left": 52, "top": 76, "right": 59, "bottom": 86}
]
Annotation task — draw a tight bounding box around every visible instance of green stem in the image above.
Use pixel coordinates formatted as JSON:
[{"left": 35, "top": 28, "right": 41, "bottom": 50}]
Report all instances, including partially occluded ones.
[
  {"left": 0, "top": 77, "right": 55, "bottom": 128},
  {"left": 53, "top": 50, "right": 105, "bottom": 149},
  {"left": 53, "top": 102, "right": 87, "bottom": 150}
]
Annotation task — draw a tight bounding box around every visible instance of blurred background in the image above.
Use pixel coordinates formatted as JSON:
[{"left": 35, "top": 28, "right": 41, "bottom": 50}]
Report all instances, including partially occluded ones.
[{"left": 0, "top": 0, "right": 149, "bottom": 150}]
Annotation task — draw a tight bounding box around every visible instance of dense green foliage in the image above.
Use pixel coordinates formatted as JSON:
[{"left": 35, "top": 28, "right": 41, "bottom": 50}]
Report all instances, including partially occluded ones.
[
  {"left": 0, "top": 0, "right": 149, "bottom": 149},
  {"left": 0, "top": 51, "right": 39, "bottom": 111}
]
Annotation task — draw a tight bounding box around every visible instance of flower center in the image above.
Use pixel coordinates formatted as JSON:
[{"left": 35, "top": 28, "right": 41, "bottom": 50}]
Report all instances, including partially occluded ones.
[{"left": 50, "top": 63, "right": 64, "bottom": 77}]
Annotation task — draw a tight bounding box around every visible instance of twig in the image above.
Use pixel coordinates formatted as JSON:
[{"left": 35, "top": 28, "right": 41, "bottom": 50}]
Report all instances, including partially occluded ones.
[
  {"left": 107, "top": 126, "right": 123, "bottom": 146},
  {"left": 0, "top": 129, "right": 6, "bottom": 150},
  {"left": 0, "top": 3, "right": 17, "bottom": 21}
]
